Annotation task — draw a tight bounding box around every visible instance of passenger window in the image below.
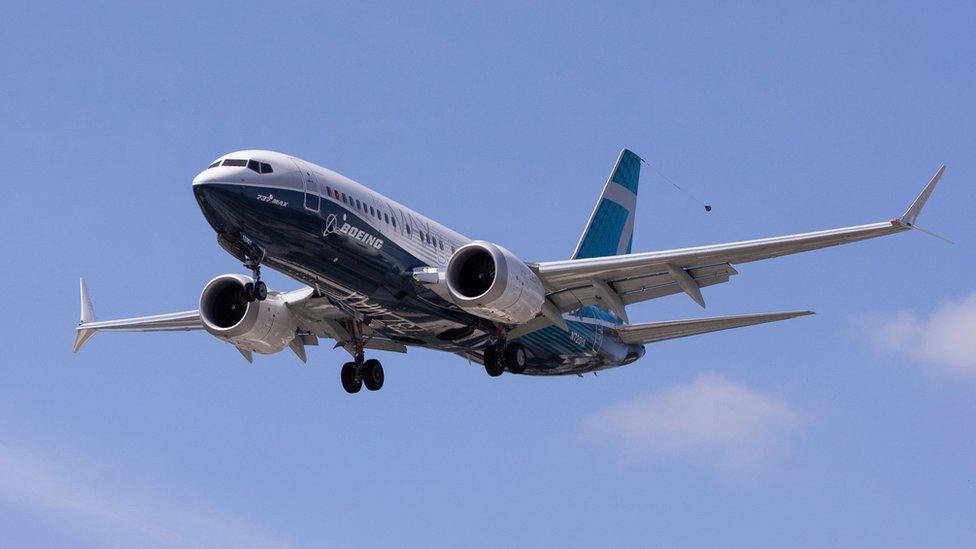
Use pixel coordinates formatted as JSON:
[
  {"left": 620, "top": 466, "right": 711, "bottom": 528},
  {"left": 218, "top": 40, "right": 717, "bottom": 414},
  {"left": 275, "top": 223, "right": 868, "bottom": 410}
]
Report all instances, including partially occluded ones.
[
  {"left": 392, "top": 218, "right": 397, "bottom": 228},
  {"left": 356, "top": 199, "right": 361, "bottom": 210},
  {"left": 369, "top": 206, "right": 375, "bottom": 216},
  {"left": 326, "top": 186, "right": 332, "bottom": 198},
  {"left": 341, "top": 193, "right": 347, "bottom": 203},
  {"left": 384, "top": 213, "right": 389, "bottom": 223}
]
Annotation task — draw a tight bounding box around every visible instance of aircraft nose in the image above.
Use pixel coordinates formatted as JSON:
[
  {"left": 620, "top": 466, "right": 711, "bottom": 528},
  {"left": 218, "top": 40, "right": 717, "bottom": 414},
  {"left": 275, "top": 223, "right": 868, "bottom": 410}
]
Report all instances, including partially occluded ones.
[{"left": 193, "top": 169, "right": 217, "bottom": 186}]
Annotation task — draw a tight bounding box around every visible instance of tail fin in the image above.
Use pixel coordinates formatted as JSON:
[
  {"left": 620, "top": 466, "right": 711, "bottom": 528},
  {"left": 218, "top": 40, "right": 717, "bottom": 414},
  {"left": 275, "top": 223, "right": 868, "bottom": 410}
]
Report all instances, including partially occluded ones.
[{"left": 571, "top": 149, "right": 642, "bottom": 259}]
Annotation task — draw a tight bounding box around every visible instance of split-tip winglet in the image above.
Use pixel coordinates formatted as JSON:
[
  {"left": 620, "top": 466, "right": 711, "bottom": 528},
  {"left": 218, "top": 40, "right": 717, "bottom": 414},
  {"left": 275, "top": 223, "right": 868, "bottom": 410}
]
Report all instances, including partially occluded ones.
[
  {"left": 79, "top": 277, "right": 95, "bottom": 324},
  {"left": 900, "top": 164, "right": 946, "bottom": 227},
  {"left": 73, "top": 277, "right": 98, "bottom": 353}
]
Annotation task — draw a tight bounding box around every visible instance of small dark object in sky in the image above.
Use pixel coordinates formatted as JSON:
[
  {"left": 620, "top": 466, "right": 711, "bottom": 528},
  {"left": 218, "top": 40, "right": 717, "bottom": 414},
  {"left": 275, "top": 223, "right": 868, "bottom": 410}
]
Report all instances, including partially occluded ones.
[{"left": 704, "top": 205, "right": 712, "bottom": 212}]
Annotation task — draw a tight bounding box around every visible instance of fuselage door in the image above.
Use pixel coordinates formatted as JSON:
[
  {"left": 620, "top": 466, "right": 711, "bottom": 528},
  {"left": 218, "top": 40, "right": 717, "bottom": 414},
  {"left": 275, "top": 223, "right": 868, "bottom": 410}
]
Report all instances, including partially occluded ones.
[{"left": 294, "top": 160, "right": 320, "bottom": 212}]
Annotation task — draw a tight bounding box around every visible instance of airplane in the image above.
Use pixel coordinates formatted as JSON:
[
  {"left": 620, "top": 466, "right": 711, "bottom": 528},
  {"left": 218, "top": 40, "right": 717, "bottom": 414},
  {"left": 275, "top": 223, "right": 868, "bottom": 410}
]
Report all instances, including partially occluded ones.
[{"left": 73, "top": 149, "right": 947, "bottom": 393}]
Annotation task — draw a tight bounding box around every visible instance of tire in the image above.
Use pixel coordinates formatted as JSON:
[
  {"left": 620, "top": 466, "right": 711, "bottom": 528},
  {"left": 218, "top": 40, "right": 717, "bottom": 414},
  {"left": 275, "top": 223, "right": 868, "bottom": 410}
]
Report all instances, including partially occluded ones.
[
  {"left": 340, "top": 361, "right": 362, "bottom": 394},
  {"left": 362, "top": 359, "right": 384, "bottom": 391},
  {"left": 484, "top": 346, "right": 504, "bottom": 377},
  {"left": 505, "top": 343, "right": 527, "bottom": 374},
  {"left": 255, "top": 281, "right": 268, "bottom": 301},
  {"left": 243, "top": 282, "right": 255, "bottom": 303}
]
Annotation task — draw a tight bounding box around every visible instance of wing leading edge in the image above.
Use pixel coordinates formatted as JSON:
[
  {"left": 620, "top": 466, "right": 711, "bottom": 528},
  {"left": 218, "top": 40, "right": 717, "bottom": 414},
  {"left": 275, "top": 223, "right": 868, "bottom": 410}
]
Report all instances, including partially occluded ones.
[{"left": 71, "top": 279, "right": 401, "bottom": 359}]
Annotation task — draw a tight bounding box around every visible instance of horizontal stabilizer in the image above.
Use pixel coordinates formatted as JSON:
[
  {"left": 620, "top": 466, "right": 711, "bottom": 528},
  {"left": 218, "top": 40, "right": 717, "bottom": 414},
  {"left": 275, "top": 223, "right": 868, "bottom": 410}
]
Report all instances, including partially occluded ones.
[{"left": 615, "top": 310, "right": 813, "bottom": 345}]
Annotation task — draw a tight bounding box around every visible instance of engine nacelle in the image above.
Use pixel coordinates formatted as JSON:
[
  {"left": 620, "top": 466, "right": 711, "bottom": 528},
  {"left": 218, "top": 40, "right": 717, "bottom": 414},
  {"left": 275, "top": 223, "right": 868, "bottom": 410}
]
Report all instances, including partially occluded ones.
[
  {"left": 198, "top": 274, "right": 298, "bottom": 354},
  {"left": 445, "top": 241, "right": 545, "bottom": 324}
]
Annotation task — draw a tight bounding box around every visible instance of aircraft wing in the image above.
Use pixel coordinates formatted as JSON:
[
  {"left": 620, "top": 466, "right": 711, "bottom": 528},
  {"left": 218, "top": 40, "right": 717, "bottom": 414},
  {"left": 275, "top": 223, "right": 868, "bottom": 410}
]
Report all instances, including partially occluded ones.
[
  {"left": 531, "top": 165, "right": 946, "bottom": 317},
  {"left": 614, "top": 310, "right": 813, "bottom": 345},
  {"left": 72, "top": 279, "right": 203, "bottom": 352},
  {"left": 72, "top": 280, "right": 404, "bottom": 359}
]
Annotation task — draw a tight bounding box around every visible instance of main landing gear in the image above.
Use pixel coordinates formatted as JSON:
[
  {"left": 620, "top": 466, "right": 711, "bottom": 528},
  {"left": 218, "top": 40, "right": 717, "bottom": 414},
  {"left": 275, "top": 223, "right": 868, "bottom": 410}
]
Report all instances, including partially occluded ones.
[
  {"left": 341, "top": 354, "right": 384, "bottom": 394},
  {"left": 340, "top": 320, "right": 384, "bottom": 394},
  {"left": 483, "top": 341, "right": 527, "bottom": 377}
]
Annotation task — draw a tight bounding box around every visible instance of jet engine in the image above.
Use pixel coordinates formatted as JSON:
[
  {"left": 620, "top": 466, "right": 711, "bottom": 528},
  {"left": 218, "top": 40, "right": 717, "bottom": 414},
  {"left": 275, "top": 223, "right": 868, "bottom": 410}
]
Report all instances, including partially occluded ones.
[
  {"left": 199, "top": 274, "right": 298, "bottom": 354},
  {"left": 445, "top": 241, "right": 545, "bottom": 324}
]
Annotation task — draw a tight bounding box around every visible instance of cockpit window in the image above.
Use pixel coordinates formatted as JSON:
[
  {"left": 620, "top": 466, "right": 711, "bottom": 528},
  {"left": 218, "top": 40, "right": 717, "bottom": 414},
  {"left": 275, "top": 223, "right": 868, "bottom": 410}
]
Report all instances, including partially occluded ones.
[
  {"left": 231, "top": 159, "right": 275, "bottom": 174},
  {"left": 208, "top": 160, "right": 221, "bottom": 169}
]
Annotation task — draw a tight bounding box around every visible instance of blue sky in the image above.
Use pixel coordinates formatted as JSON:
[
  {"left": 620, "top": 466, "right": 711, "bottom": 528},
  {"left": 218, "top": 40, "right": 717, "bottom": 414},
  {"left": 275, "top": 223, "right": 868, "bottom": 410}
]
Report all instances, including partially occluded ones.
[{"left": 2, "top": 2, "right": 974, "bottom": 547}]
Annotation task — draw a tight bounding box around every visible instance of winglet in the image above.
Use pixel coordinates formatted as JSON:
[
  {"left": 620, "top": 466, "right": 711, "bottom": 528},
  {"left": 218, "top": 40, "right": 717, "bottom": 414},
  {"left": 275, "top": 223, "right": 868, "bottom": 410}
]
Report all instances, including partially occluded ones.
[
  {"left": 900, "top": 165, "right": 946, "bottom": 226},
  {"left": 79, "top": 278, "right": 95, "bottom": 324},
  {"left": 73, "top": 278, "right": 97, "bottom": 353}
]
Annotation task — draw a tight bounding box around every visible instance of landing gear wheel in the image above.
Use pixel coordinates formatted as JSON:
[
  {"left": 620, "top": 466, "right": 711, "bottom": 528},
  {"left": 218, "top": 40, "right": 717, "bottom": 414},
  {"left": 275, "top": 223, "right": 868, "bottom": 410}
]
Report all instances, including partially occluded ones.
[
  {"left": 243, "top": 282, "right": 256, "bottom": 303},
  {"left": 484, "top": 345, "right": 504, "bottom": 377},
  {"left": 505, "top": 343, "right": 527, "bottom": 374},
  {"left": 254, "top": 281, "right": 268, "bottom": 301},
  {"left": 340, "top": 362, "right": 362, "bottom": 394},
  {"left": 362, "top": 359, "right": 384, "bottom": 391}
]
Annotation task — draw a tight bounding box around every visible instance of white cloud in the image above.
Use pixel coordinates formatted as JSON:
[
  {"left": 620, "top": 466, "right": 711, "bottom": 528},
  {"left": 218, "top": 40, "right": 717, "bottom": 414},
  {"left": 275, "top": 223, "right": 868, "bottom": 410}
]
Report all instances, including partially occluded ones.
[
  {"left": 0, "top": 442, "right": 292, "bottom": 549},
  {"left": 580, "top": 373, "right": 800, "bottom": 468},
  {"left": 858, "top": 292, "right": 976, "bottom": 378}
]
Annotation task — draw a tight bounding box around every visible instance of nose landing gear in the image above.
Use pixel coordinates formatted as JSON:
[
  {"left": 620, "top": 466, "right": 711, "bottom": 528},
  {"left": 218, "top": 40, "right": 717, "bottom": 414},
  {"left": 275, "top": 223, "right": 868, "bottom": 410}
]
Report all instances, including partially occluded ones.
[{"left": 242, "top": 249, "right": 267, "bottom": 303}]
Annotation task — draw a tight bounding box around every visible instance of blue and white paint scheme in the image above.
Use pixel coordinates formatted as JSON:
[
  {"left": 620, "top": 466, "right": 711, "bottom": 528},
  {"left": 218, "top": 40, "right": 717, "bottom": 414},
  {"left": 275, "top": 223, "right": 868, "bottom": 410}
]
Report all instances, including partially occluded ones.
[{"left": 73, "top": 148, "right": 948, "bottom": 393}]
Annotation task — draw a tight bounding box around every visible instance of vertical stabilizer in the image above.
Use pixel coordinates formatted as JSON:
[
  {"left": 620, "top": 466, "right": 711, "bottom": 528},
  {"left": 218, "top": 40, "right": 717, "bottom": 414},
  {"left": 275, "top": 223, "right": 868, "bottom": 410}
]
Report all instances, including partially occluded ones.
[{"left": 571, "top": 149, "right": 642, "bottom": 259}]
